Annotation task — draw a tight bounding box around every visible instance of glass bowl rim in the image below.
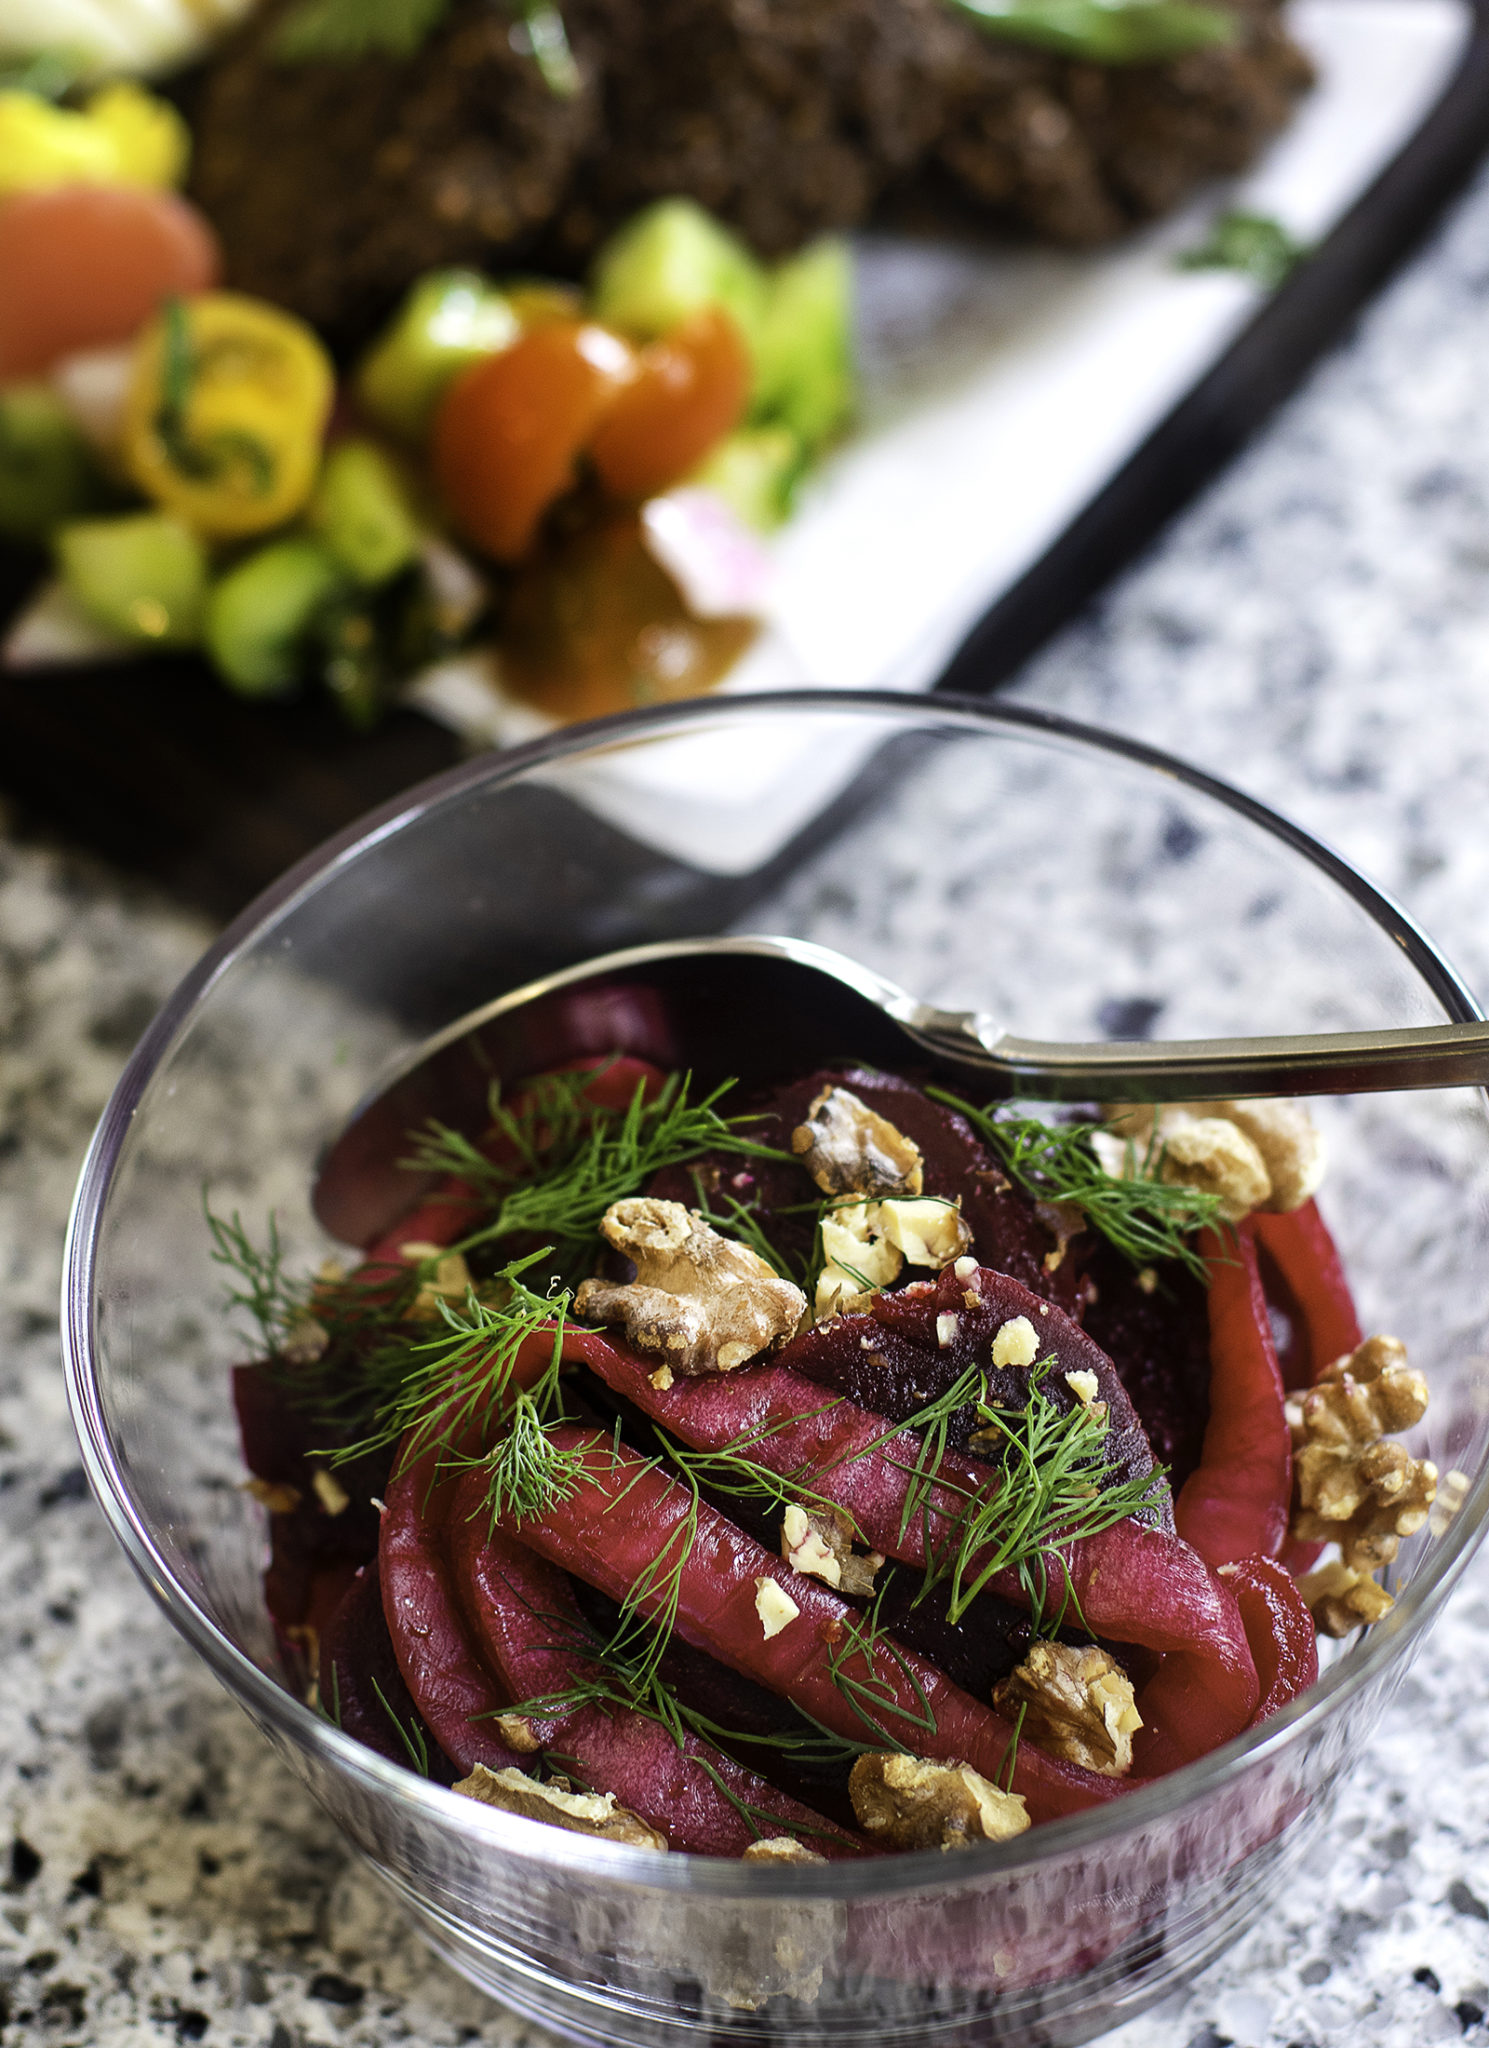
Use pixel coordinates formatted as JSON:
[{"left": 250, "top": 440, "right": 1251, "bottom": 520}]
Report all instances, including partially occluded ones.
[{"left": 61, "top": 686, "right": 1489, "bottom": 1899}]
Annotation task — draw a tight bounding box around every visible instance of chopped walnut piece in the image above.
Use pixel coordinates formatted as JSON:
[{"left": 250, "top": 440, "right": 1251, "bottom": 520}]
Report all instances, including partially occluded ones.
[
  {"left": 310, "top": 1466, "right": 350, "bottom": 1517},
  {"left": 1034, "top": 1199, "right": 1087, "bottom": 1274},
  {"left": 242, "top": 1476, "right": 301, "bottom": 1515},
  {"left": 741, "top": 1837, "right": 827, "bottom": 1865},
  {"left": 1196, "top": 1098, "right": 1326, "bottom": 1212},
  {"left": 754, "top": 1578, "right": 800, "bottom": 1640},
  {"left": 791, "top": 1086, "right": 924, "bottom": 1198},
  {"left": 813, "top": 1194, "right": 969, "bottom": 1320},
  {"left": 1094, "top": 1099, "right": 1324, "bottom": 1221},
  {"left": 495, "top": 1713, "right": 543, "bottom": 1754},
  {"left": 575, "top": 1199, "right": 806, "bottom": 1376},
  {"left": 1296, "top": 1558, "right": 1395, "bottom": 1637},
  {"left": 780, "top": 1502, "right": 883, "bottom": 1597},
  {"left": 281, "top": 1315, "right": 329, "bottom": 1365},
  {"left": 453, "top": 1764, "right": 668, "bottom": 1848},
  {"left": 991, "top": 1315, "right": 1038, "bottom": 1369},
  {"left": 1290, "top": 1334, "right": 1435, "bottom": 1572},
  {"left": 403, "top": 1247, "right": 474, "bottom": 1320},
  {"left": 993, "top": 1643, "right": 1142, "bottom": 1777},
  {"left": 849, "top": 1753, "right": 1029, "bottom": 1851}
]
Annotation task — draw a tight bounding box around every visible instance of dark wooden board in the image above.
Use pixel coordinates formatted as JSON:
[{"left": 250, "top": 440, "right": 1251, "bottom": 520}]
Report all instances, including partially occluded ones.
[{"left": 4, "top": 0, "right": 1488, "bottom": 922}]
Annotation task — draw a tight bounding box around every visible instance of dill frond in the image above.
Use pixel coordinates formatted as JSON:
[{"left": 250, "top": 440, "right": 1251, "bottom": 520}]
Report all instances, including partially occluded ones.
[{"left": 929, "top": 1090, "right": 1224, "bottom": 1282}]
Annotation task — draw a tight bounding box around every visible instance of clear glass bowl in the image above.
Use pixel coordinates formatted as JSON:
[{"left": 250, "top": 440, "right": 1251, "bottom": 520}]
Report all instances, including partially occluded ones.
[{"left": 62, "top": 693, "right": 1489, "bottom": 2048}]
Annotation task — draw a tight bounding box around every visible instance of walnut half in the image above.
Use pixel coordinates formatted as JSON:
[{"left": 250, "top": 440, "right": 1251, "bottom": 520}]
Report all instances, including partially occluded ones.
[
  {"left": 780, "top": 1502, "right": 883, "bottom": 1597},
  {"left": 1094, "top": 1098, "right": 1324, "bottom": 1223},
  {"left": 993, "top": 1643, "right": 1141, "bottom": 1778},
  {"left": 1290, "top": 1334, "right": 1435, "bottom": 1576},
  {"left": 791, "top": 1086, "right": 924, "bottom": 1199},
  {"left": 453, "top": 1763, "right": 668, "bottom": 1849},
  {"left": 848, "top": 1753, "right": 1029, "bottom": 1851},
  {"left": 575, "top": 1199, "right": 806, "bottom": 1376}
]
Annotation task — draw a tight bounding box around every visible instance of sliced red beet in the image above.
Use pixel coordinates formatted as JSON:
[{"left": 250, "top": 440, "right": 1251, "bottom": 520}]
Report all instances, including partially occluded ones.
[
  {"left": 1081, "top": 1241, "right": 1213, "bottom": 1490},
  {"left": 1223, "top": 1556, "right": 1319, "bottom": 1722},
  {"left": 778, "top": 1263, "right": 1165, "bottom": 1516},
  {"left": 448, "top": 1478, "right": 864, "bottom": 1855},
  {"left": 564, "top": 1325, "right": 1257, "bottom": 1765},
  {"left": 519, "top": 1425, "right": 1126, "bottom": 1823},
  {"left": 379, "top": 1452, "right": 527, "bottom": 1776},
  {"left": 319, "top": 1557, "right": 460, "bottom": 1783},
  {"left": 1252, "top": 1199, "right": 1362, "bottom": 1392},
  {"left": 1176, "top": 1227, "right": 1292, "bottom": 1568},
  {"left": 232, "top": 1362, "right": 384, "bottom": 1631}
]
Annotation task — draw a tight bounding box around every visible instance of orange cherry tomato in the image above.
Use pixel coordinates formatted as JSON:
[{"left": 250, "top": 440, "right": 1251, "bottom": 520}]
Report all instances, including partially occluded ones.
[
  {"left": 433, "top": 320, "right": 634, "bottom": 563},
  {"left": 0, "top": 185, "right": 219, "bottom": 381},
  {"left": 588, "top": 308, "right": 751, "bottom": 502}
]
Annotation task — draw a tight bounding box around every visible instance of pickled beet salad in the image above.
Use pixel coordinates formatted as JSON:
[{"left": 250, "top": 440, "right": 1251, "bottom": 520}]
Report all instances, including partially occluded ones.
[{"left": 221, "top": 1059, "right": 1436, "bottom": 1858}]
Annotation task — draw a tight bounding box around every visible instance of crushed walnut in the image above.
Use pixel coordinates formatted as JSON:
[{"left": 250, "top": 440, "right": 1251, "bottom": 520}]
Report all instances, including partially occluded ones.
[
  {"left": 1289, "top": 1334, "right": 1435, "bottom": 1630},
  {"left": 399, "top": 1243, "right": 475, "bottom": 1321},
  {"left": 813, "top": 1194, "right": 970, "bottom": 1321},
  {"left": 741, "top": 1836, "right": 827, "bottom": 1866},
  {"left": 848, "top": 1753, "right": 1029, "bottom": 1850},
  {"left": 242, "top": 1476, "right": 301, "bottom": 1515},
  {"left": 993, "top": 1643, "right": 1142, "bottom": 1777},
  {"left": 791, "top": 1086, "right": 924, "bottom": 1198},
  {"left": 309, "top": 1465, "right": 350, "bottom": 1517},
  {"left": 453, "top": 1763, "right": 668, "bottom": 1848},
  {"left": 575, "top": 1199, "right": 806, "bottom": 1376},
  {"left": 1092, "top": 1098, "right": 1324, "bottom": 1224},
  {"left": 1296, "top": 1558, "right": 1395, "bottom": 1637},
  {"left": 780, "top": 1502, "right": 883, "bottom": 1597},
  {"left": 754, "top": 1577, "right": 800, "bottom": 1640}
]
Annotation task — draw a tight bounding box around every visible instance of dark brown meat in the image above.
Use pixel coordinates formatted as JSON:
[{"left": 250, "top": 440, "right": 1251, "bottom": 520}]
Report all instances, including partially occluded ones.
[
  {"left": 187, "top": 0, "right": 1313, "bottom": 350},
  {"left": 188, "top": 0, "right": 601, "bottom": 346}
]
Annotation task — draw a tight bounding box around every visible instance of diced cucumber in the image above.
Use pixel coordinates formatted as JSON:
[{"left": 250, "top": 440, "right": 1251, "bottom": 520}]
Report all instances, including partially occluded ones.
[
  {"left": 204, "top": 537, "right": 346, "bottom": 697},
  {"left": 689, "top": 425, "right": 804, "bottom": 531},
  {"left": 356, "top": 270, "right": 520, "bottom": 440},
  {"left": 752, "top": 238, "right": 854, "bottom": 451},
  {"left": 310, "top": 439, "right": 421, "bottom": 587},
  {"left": 0, "top": 384, "right": 106, "bottom": 543},
  {"left": 590, "top": 199, "right": 768, "bottom": 355},
  {"left": 55, "top": 512, "right": 207, "bottom": 646}
]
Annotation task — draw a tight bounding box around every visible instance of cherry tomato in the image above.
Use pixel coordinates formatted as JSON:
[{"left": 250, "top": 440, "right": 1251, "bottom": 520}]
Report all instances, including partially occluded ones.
[
  {"left": 588, "top": 307, "right": 751, "bottom": 501},
  {"left": 433, "top": 320, "right": 633, "bottom": 563},
  {"left": 0, "top": 184, "right": 219, "bottom": 381}
]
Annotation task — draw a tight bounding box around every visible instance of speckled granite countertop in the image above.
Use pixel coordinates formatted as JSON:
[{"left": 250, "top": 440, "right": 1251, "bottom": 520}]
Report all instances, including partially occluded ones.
[{"left": 7, "top": 158, "right": 1489, "bottom": 2048}]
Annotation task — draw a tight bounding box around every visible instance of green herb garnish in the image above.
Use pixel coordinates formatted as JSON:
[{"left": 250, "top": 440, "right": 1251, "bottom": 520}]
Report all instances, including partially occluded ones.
[
  {"left": 331, "top": 1252, "right": 589, "bottom": 1527},
  {"left": 154, "top": 300, "right": 275, "bottom": 498},
  {"left": 929, "top": 1089, "right": 1223, "bottom": 1282},
  {"left": 369, "top": 1674, "right": 433, "bottom": 1775},
  {"left": 273, "top": 0, "right": 579, "bottom": 94},
  {"left": 1178, "top": 210, "right": 1307, "bottom": 290},
  {"left": 413, "top": 1069, "right": 788, "bottom": 1281},
  {"left": 945, "top": 0, "right": 1236, "bottom": 64},
  {"left": 923, "top": 1360, "right": 1167, "bottom": 1628},
  {"left": 275, "top": 0, "right": 450, "bottom": 62}
]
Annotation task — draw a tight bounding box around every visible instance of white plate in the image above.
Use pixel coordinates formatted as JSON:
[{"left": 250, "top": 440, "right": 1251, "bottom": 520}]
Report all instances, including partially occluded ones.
[{"left": 408, "top": 0, "right": 1474, "bottom": 875}]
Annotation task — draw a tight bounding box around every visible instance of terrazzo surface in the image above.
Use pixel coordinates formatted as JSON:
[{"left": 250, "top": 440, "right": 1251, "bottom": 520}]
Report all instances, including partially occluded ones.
[{"left": 7, "top": 139, "right": 1489, "bottom": 2048}]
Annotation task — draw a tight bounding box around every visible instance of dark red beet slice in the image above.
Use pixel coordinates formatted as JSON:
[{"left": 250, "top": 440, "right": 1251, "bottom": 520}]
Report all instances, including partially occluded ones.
[
  {"left": 448, "top": 1481, "right": 864, "bottom": 1856},
  {"left": 1224, "top": 1556, "right": 1319, "bottom": 1722},
  {"left": 1176, "top": 1227, "right": 1291, "bottom": 1568},
  {"left": 319, "top": 1557, "right": 459, "bottom": 1783},
  {"left": 778, "top": 1263, "right": 1166, "bottom": 1517},
  {"left": 1252, "top": 1199, "right": 1362, "bottom": 1392},
  {"left": 232, "top": 1363, "right": 384, "bottom": 1633},
  {"left": 521, "top": 1424, "right": 1126, "bottom": 1823},
  {"left": 379, "top": 1451, "right": 528, "bottom": 1777},
  {"left": 1081, "top": 1242, "right": 1213, "bottom": 1491},
  {"left": 566, "top": 1326, "right": 1257, "bottom": 1766}
]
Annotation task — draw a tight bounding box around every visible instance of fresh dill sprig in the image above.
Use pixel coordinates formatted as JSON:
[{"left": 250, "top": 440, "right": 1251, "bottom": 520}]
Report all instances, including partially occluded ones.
[
  {"left": 370, "top": 1674, "right": 433, "bottom": 1776},
  {"left": 929, "top": 1089, "right": 1223, "bottom": 1282},
  {"left": 925, "top": 1360, "right": 1168, "bottom": 1629},
  {"left": 417, "top": 1071, "right": 789, "bottom": 1279},
  {"left": 205, "top": 1197, "right": 299, "bottom": 1352},
  {"left": 332, "top": 1252, "right": 588, "bottom": 1527},
  {"left": 824, "top": 1583, "right": 937, "bottom": 1750}
]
